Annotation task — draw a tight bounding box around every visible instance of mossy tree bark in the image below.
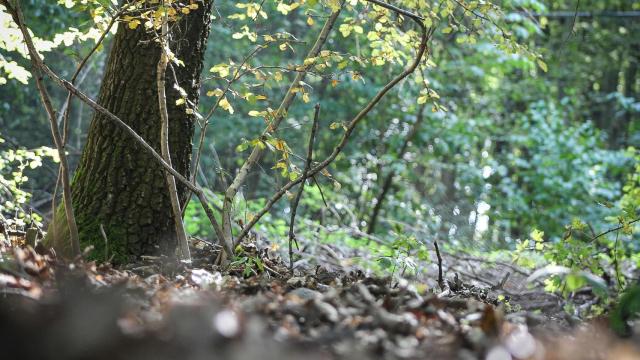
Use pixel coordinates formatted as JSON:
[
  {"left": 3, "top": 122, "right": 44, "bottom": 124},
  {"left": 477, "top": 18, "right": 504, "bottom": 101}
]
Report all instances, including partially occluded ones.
[{"left": 46, "top": 1, "right": 213, "bottom": 262}]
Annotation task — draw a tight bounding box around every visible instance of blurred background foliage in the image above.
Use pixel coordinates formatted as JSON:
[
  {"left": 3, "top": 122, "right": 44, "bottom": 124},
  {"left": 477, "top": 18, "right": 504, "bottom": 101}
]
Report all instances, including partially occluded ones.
[{"left": 1, "top": 0, "right": 638, "bottom": 288}]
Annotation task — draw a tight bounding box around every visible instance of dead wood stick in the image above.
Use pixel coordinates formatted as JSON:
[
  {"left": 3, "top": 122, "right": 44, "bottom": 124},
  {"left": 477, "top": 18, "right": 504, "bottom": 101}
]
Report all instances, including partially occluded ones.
[{"left": 434, "top": 239, "right": 444, "bottom": 290}]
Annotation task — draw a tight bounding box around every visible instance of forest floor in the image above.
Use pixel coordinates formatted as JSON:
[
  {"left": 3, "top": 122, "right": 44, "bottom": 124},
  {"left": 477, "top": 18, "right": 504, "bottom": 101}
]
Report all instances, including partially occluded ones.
[{"left": 0, "top": 229, "right": 639, "bottom": 360}]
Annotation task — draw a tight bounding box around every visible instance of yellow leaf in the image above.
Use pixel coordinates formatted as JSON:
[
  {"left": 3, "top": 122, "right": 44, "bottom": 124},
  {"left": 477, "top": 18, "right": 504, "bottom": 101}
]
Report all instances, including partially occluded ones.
[
  {"left": 530, "top": 229, "right": 544, "bottom": 242},
  {"left": 326, "top": 0, "right": 341, "bottom": 13},
  {"left": 189, "top": 3, "right": 198, "bottom": 9},
  {"left": 302, "top": 93, "right": 310, "bottom": 103},
  {"left": 276, "top": 2, "right": 290, "bottom": 15},
  {"left": 307, "top": 17, "right": 314, "bottom": 26},
  {"left": 210, "top": 64, "right": 230, "bottom": 78},
  {"left": 175, "top": 98, "right": 185, "bottom": 106},
  {"left": 279, "top": 43, "right": 288, "bottom": 51},
  {"left": 206, "top": 88, "right": 224, "bottom": 97},
  {"left": 424, "top": 17, "right": 433, "bottom": 28},
  {"left": 273, "top": 161, "right": 287, "bottom": 170},
  {"left": 274, "top": 72, "right": 283, "bottom": 81},
  {"left": 274, "top": 139, "right": 286, "bottom": 151},
  {"left": 220, "top": 97, "right": 234, "bottom": 114},
  {"left": 339, "top": 24, "right": 352, "bottom": 37},
  {"left": 128, "top": 19, "right": 140, "bottom": 29},
  {"left": 181, "top": 7, "right": 190, "bottom": 14}
]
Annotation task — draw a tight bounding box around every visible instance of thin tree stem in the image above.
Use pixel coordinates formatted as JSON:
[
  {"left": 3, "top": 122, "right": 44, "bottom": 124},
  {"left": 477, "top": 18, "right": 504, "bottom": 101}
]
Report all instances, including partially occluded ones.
[
  {"left": 157, "top": 6, "right": 190, "bottom": 261},
  {"left": 367, "top": 104, "right": 426, "bottom": 234},
  {"left": 288, "top": 104, "right": 320, "bottom": 273},
  {"left": 219, "top": 6, "right": 343, "bottom": 262},
  {"left": 4, "top": 0, "right": 80, "bottom": 257}
]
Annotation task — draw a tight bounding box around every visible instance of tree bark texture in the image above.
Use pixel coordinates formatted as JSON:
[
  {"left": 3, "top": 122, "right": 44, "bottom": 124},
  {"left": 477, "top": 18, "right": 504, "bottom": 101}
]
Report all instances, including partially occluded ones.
[{"left": 46, "top": 1, "right": 213, "bottom": 261}]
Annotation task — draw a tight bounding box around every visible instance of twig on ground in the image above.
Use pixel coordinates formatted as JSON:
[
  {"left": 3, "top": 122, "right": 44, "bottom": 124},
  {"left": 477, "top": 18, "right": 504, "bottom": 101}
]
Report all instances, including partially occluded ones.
[
  {"left": 99, "top": 224, "right": 109, "bottom": 262},
  {"left": 444, "top": 251, "right": 529, "bottom": 276},
  {"left": 491, "top": 272, "right": 511, "bottom": 291}
]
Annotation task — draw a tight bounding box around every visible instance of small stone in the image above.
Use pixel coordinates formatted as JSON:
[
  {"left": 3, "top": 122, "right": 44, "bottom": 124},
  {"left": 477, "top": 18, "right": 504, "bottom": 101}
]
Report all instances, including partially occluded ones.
[
  {"left": 287, "top": 276, "right": 307, "bottom": 288},
  {"left": 288, "top": 287, "right": 321, "bottom": 301}
]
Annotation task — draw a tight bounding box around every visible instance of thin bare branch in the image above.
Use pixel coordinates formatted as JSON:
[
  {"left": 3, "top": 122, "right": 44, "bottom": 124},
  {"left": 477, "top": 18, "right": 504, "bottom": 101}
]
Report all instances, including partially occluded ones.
[
  {"left": 3, "top": 0, "right": 80, "bottom": 257},
  {"left": 589, "top": 217, "right": 640, "bottom": 243},
  {"left": 182, "top": 44, "right": 266, "bottom": 213},
  {"left": 157, "top": 7, "right": 190, "bottom": 261},
  {"left": 52, "top": 8, "right": 121, "bottom": 249},
  {"left": 288, "top": 104, "right": 320, "bottom": 273}
]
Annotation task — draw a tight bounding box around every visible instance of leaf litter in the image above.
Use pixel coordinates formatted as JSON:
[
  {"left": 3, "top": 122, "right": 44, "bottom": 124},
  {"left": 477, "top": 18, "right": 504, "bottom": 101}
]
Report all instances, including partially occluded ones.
[{"left": 0, "top": 227, "right": 639, "bottom": 360}]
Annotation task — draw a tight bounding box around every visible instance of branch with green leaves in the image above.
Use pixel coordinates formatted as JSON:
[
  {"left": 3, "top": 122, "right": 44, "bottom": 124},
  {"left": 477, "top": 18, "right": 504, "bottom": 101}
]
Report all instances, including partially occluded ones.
[
  {"left": 231, "top": 0, "right": 432, "bottom": 248},
  {"left": 217, "top": 5, "right": 344, "bottom": 264}
]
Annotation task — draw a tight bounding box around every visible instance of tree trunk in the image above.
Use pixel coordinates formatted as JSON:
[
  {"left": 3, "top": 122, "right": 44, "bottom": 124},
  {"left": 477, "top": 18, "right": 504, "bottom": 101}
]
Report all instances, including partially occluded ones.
[
  {"left": 367, "top": 105, "right": 425, "bottom": 234},
  {"left": 46, "top": 1, "right": 213, "bottom": 262}
]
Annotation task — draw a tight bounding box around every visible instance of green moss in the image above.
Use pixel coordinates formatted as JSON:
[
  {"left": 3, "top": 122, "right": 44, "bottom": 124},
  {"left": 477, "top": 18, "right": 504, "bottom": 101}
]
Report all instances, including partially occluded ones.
[{"left": 44, "top": 203, "right": 130, "bottom": 264}]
